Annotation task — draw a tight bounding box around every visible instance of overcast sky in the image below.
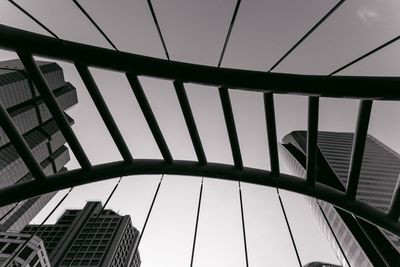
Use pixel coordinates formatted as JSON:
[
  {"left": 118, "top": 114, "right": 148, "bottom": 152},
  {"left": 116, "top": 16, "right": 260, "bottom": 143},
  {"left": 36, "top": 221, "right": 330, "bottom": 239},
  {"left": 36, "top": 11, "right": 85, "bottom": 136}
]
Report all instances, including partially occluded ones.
[{"left": 2, "top": 0, "right": 400, "bottom": 266}]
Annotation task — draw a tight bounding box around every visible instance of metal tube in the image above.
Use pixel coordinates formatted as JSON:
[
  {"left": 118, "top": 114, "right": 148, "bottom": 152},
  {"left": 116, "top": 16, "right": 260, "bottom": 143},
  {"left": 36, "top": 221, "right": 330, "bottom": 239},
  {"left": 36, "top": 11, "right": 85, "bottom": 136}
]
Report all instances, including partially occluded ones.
[
  {"left": 306, "top": 96, "right": 319, "bottom": 186},
  {"left": 174, "top": 81, "right": 207, "bottom": 165},
  {"left": 264, "top": 93, "right": 280, "bottom": 176},
  {"left": 75, "top": 63, "right": 134, "bottom": 164},
  {"left": 346, "top": 100, "right": 373, "bottom": 200},
  {"left": 0, "top": 25, "right": 398, "bottom": 100},
  {"left": 126, "top": 73, "right": 173, "bottom": 163},
  {"left": 18, "top": 52, "right": 92, "bottom": 169},
  {"left": 219, "top": 87, "right": 243, "bottom": 169},
  {"left": 0, "top": 100, "right": 45, "bottom": 181}
]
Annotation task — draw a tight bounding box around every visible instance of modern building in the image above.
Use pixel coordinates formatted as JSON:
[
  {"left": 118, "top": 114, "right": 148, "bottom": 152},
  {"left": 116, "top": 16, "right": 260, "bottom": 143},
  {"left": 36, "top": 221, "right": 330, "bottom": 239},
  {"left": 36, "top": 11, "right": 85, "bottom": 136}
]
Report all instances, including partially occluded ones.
[
  {"left": 280, "top": 131, "right": 400, "bottom": 267},
  {"left": 0, "top": 231, "right": 50, "bottom": 267},
  {"left": 22, "top": 202, "right": 141, "bottom": 266},
  {"left": 0, "top": 59, "right": 77, "bottom": 232}
]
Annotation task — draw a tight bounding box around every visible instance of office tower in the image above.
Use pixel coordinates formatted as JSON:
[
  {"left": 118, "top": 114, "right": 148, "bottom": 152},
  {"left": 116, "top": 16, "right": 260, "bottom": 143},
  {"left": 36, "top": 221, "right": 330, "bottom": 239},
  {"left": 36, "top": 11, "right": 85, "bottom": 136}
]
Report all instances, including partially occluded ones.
[
  {"left": 280, "top": 131, "right": 400, "bottom": 267},
  {"left": 0, "top": 231, "right": 50, "bottom": 266},
  {"left": 0, "top": 59, "right": 77, "bottom": 231},
  {"left": 23, "top": 202, "right": 141, "bottom": 266}
]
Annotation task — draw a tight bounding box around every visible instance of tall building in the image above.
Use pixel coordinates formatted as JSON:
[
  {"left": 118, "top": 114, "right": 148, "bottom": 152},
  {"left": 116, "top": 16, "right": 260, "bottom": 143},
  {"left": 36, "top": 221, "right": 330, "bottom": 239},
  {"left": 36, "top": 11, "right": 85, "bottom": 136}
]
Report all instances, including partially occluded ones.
[
  {"left": 22, "top": 202, "right": 141, "bottom": 266},
  {"left": 0, "top": 59, "right": 77, "bottom": 231},
  {"left": 280, "top": 131, "right": 400, "bottom": 267},
  {"left": 0, "top": 231, "right": 50, "bottom": 266}
]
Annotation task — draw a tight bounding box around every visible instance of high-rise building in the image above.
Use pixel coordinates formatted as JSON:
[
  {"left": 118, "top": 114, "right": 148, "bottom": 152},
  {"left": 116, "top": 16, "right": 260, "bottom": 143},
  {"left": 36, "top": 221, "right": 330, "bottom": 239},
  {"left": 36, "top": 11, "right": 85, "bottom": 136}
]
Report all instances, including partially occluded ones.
[
  {"left": 0, "top": 59, "right": 77, "bottom": 231},
  {"left": 22, "top": 202, "right": 141, "bottom": 267},
  {"left": 280, "top": 131, "right": 400, "bottom": 267},
  {"left": 0, "top": 231, "right": 50, "bottom": 266}
]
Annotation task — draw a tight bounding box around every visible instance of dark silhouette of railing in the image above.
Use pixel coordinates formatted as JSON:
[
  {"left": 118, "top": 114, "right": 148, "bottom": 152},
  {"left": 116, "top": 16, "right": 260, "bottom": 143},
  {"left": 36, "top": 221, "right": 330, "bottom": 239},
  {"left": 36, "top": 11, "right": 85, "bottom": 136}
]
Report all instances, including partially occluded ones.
[{"left": 2, "top": 0, "right": 400, "bottom": 265}]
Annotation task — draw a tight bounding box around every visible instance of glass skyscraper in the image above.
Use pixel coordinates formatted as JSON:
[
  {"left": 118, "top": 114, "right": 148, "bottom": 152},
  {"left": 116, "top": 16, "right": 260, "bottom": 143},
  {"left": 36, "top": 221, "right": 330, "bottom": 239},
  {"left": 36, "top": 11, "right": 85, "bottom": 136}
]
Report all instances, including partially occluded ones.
[
  {"left": 280, "top": 131, "right": 400, "bottom": 267},
  {"left": 0, "top": 59, "right": 77, "bottom": 232}
]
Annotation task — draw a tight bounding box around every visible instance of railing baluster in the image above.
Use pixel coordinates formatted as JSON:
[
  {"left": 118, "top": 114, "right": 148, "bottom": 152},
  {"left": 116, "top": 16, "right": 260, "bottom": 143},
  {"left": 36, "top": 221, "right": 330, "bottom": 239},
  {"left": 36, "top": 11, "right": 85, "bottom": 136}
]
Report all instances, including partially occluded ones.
[
  {"left": 174, "top": 81, "right": 207, "bottom": 165},
  {"left": 306, "top": 96, "right": 319, "bottom": 186},
  {"left": 346, "top": 100, "right": 373, "bottom": 200},
  {"left": 263, "top": 93, "right": 280, "bottom": 176},
  {"left": 219, "top": 87, "right": 243, "bottom": 169},
  {"left": 126, "top": 73, "right": 173, "bottom": 164},
  {"left": 18, "top": 52, "right": 91, "bottom": 169},
  {"left": 75, "top": 63, "right": 133, "bottom": 164},
  {"left": 0, "top": 101, "right": 45, "bottom": 181}
]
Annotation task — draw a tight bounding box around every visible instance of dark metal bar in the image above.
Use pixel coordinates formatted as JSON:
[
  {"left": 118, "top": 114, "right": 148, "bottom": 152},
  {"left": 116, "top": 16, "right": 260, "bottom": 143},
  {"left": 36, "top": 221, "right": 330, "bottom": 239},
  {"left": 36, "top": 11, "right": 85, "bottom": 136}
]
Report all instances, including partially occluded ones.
[
  {"left": 8, "top": 0, "right": 59, "bottom": 39},
  {"left": 75, "top": 63, "right": 134, "bottom": 164},
  {"left": 238, "top": 182, "right": 249, "bottom": 267},
  {"left": 1, "top": 25, "right": 399, "bottom": 100},
  {"left": 346, "top": 100, "right": 373, "bottom": 200},
  {"left": 173, "top": 81, "right": 207, "bottom": 165},
  {"left": 5, "top": 187, "right": 73, "bottom": 267},
  {"left": 217, "top": 0, "right": 242, "bottom": 67},
  {"left": 219, "top": 87, "right": 243, "bottom": 169},
  {"left": 263, "top": 93, "right": 280, "bottom": 176},
  {"left": 131, "top": 174, "right": 164, "bottom": 261},
  {"left": 190, "top": 177, "right": 204, "bottom": 267},
  {"left": 146, "top": 0, "right": 170, "bottom": 60},
  {"left": 72, "top": 0, "right": 118, "bottom": 51},
  {"left": 277, "top": 189, "right": 302, "bottom": 266},
  {"left": 388, "top": 187, "right": 400, "bottom": 221},
  {"left": 330, "top": 35, "right": 400, "bottom": 76},
  {"left": 269, "top": 0, "right": 346, "bottom": 72},
  {"left": 0, "top": 159, "right": 399, "bottom": 236},
  {"left": 68, "top": 177, "right": 122, "bottom": 267},
  {"left": 0, "top": 101, "right": 46, "bottom": 181},
  {"left": 17, "top": 52, "right": 91, "bottom": 169},
  {"left": 126, "top": 73, "right": 173, "bottom": 163},
  {"left": 306, "top": 96, "right": 319, "bottom": 186}
]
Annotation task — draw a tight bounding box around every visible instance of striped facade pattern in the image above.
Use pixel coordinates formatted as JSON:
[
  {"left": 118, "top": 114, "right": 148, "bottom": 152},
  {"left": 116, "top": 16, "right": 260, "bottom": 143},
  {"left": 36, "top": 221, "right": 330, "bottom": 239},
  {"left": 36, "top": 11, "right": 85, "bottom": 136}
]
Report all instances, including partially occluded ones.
[
  {"left": 280, "top": 131, "right": 400, "bottom": 266},
  {"left": 0, "top": 59, "right": 77, "bottom": 232},
  {"left": 23, "top": 202, "right": 141, "bottom": 267}
]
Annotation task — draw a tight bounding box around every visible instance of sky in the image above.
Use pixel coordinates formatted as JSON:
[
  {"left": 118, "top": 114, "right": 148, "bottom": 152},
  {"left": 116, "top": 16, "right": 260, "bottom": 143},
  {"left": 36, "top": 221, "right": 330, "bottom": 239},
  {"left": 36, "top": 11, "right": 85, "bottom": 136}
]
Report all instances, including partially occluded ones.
[{"left": 1, "top": 0, "right": 400, "bottom": 266}]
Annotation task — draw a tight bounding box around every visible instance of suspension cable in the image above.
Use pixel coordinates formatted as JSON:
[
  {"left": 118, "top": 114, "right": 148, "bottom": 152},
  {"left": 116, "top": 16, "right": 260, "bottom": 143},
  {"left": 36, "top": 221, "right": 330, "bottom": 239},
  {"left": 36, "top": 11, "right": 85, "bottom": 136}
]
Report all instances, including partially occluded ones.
[
  {"left": 67, "top": 177, "right": 123, "bottom": 267},
  {"left": 5, "top": 187, "right": 74, "bottom": 267},
  {"left": 190, "top": 177, "right": 204, "bottom": 267},
  {"left": 72, "top": 0, "right": 119, "bottom": 51},
  {"left": 130, "top": 174, "right": 164, "bottom": 260},
  {"left": 276, "top": 188, "right": 302, "bottom": 267},
  {"left": 8, "top": 0, "right": 60, "bottom": 39},
  {"left": 268, "top": 0, "right": 346, "bottom": 72},
  {"left": 217, "top": 0, "right": 242, "bottom": 67},
  {"left": 146, "top": 0, "right": 170, "bottom": 61},
  {"left": 239, "top": 181, "right": 249, "bottom": 267}
]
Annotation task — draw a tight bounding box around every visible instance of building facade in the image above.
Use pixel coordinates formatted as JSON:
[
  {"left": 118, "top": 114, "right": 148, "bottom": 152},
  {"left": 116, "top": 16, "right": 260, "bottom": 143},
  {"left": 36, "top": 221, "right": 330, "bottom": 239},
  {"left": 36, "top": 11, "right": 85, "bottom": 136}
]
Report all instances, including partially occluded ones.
[
  {"left": 280, "top": 131, "right": 400, "bottom": 267},
  {"left": 0, "top": 231, "right": 50, "bottom": 267},
  {"left": 23, "top": 202, "right": 141, "bottom": 267},
  {"left": 0, "top": 59, "right": 77, "bottom": 232}
]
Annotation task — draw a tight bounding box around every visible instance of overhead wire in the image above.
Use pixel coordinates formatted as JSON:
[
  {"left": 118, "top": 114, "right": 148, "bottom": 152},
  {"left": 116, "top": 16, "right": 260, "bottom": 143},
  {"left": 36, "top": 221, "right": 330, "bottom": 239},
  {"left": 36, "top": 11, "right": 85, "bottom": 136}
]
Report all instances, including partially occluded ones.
[
  {"left": 8, "top": 0, "right": 60, "bottom": 39},
  {"left": 190, "top": 177, "right": 204, "bottom": 267},
  {"left": 146, "top": 0, "right": 170, "bottom": 60},
  {"left": 130, "top": 174, "right": 164, "bottom": 261},
  {"left": 72, "top": 0, "right": 119, "bottom": 51},
  {"left": 268, "top": 0, "right": 346, "bottom": 72},
  {"left": 217, "top": 0, "right": 242, "bottom": 68}
]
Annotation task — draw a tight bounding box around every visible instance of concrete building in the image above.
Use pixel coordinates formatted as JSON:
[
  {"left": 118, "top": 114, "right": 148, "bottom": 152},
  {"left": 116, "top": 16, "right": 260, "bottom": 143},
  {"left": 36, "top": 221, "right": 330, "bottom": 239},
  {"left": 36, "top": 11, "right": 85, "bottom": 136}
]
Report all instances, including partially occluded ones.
[
  {"left": 281, "top": 131, "right": 400, "bottom": 267},
  {"left": 0, "top": 59, "right": 77, "bottom": 232},
  {"left": 0, "top": 231, "right": 50, "bottom": 267},
  {"left": 23, "top": 202, "right": 141, "bottom": 266}
]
